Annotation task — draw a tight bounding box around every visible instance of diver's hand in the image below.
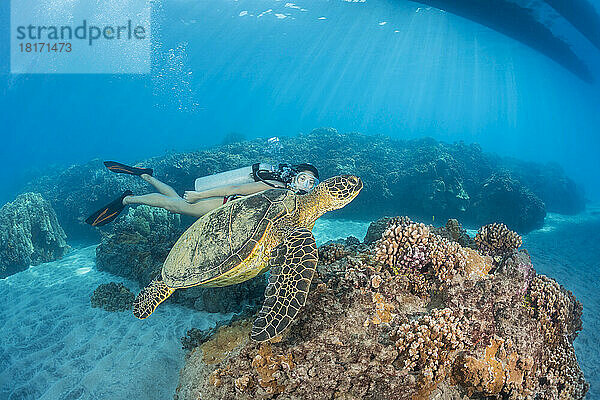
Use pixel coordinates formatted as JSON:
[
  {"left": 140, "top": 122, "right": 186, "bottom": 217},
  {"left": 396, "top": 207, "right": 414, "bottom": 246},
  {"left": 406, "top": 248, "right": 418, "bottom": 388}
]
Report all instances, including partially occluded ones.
[{"left": 184, "top": 191, "right": 203, "bottom": 203}]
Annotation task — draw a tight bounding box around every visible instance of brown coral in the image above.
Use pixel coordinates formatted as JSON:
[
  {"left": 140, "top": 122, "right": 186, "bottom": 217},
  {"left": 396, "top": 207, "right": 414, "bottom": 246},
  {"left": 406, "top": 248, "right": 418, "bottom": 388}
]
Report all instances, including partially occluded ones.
[
  {"left": 527, "top": 274, "right": 582, "bottom": 343},
  {"left": 375, "top": 218, "right": 469, "bottom": 282},
  {"left": 371, "top": 292, "right": 395, "bottom": 325},
  {"left": 199, "top": 321, "right": 251, "bottom": 365},
  {"left": 427, "top": 236, "right": 467, "bottom": 281},
  {"left": 463, "top": 248, "right": 493, "bottom": 278},
  {"left": 250, "top": 344, "right": 294, "bottom": 395},
  {"left": 452, "top": 337, "right": 534, "bottom": 398},
  {"left": 522, "top": 275, "right": 587, "bottom": 399},
  {"left": 374, "top": 219, "right": 430, "bottom": 271},
  {"left": 318, "top": 242, "right": 351, "bottom": 265},
  {"left": 393, "top": 308, "right": 466, "bottom": 395},
  {"left": 445, "top": 218, "right": 462, "bottom": 242},
  {"left": 537, "top": 336, "right": 588, "bottom": 399},
  {"left": 475, "top": 223, "right": 522, "bottom": 256},
  {"left": 430, "top": 218, "right": 477, "bottom": 249}
]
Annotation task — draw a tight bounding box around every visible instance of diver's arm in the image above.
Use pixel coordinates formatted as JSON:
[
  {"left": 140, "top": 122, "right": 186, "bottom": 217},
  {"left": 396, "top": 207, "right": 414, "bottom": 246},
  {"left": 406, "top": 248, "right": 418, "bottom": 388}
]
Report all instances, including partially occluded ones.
[
  {"left": 230, "top": 181, "right": 280, "bottom": 195},
  {"left": 184, "top": 181, "right": 282, "bottom": 203}
]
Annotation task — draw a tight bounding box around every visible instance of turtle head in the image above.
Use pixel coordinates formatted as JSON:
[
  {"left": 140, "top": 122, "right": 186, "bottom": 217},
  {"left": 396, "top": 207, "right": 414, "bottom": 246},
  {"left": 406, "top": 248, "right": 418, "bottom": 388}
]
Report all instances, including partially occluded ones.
[
  {"left": 298, "top": 175, "right": 362, "bottom": 227},
  {"left": 314, "top": 175, "right": 363, "bottom": 211}
]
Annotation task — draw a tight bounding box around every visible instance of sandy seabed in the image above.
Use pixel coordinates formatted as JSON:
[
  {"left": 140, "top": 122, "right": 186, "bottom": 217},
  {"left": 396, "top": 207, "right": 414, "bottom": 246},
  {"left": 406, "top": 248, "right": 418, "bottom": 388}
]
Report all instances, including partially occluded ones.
[{"left": 0, "top": 247, "right": 229, "bottom": 400}]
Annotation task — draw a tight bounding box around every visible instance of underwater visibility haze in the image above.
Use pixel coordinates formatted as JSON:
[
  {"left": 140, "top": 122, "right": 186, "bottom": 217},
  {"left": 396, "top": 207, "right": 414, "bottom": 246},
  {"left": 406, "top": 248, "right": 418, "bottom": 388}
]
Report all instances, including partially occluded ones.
[{"left": 1, "top": 0, "right": 600, "bottom": 399}]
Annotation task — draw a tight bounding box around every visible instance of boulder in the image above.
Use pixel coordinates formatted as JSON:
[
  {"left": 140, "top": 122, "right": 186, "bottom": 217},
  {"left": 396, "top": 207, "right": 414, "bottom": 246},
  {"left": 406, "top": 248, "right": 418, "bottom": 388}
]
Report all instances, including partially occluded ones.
[
  {"left": 90, "top": 282, "right": 136, "bottom": 312},
  {"left": 468, "top": 172, "right": 546, "bottom": 233},
  {"left": 0, "top": 192, "right": 68, "bottom": 278}
]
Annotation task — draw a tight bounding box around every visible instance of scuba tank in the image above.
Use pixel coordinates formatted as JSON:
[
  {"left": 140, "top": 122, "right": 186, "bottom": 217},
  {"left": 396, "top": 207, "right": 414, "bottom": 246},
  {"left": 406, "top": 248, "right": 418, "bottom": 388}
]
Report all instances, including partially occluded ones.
[{"left": 194, "top": 163, "right": 276, "bottom": 192}]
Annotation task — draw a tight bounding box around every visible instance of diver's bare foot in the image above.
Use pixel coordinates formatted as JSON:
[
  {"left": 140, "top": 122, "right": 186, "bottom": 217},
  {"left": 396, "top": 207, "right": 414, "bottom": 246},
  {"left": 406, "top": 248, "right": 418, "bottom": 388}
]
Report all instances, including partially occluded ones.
[{"left": 184, "top": 191, "right": 201, "bottom": 203}]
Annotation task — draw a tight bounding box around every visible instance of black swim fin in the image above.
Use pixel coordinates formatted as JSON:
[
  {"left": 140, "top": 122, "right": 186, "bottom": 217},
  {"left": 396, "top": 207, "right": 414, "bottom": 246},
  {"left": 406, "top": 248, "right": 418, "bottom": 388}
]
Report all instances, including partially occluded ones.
[
  {"left": 85, "top": 190, "right": 133, "bottom": 227},
  {"left": 104, "top": 161, "right": 153, "bottom": 176}
]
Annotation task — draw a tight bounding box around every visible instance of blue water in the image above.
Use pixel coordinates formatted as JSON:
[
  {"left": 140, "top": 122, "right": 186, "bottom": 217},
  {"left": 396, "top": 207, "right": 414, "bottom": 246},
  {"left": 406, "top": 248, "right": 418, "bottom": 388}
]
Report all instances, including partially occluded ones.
[
  {"left": 1, "top": 0, "right": 600, "bottom": 201},
  {"left": 1, "top": 0, "right": 600, "bottom": 398}
]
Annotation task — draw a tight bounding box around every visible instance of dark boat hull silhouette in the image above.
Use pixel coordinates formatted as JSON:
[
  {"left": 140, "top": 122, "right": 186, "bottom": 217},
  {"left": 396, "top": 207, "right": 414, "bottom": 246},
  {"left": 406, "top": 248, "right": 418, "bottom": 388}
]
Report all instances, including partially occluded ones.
[{"left": 409, "top": 0, "right": 594, "bottom": 83}]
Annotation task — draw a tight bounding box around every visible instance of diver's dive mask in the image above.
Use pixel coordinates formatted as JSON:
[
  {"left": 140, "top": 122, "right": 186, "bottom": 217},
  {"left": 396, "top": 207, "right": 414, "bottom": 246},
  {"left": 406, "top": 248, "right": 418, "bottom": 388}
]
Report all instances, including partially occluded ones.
[
  {"left": 252, "top": 163, "right": 319, "bottom": 194},
  {"left": 292, "top": 171, "right": 319, "bottom": 193}
]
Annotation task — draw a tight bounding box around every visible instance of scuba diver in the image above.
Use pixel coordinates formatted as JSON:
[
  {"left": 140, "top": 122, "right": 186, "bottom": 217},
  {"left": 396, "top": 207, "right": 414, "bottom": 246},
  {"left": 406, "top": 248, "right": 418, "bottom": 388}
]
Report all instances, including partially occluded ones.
[{"left": 85, "top": 161, "right": 319, "bottom": 227}]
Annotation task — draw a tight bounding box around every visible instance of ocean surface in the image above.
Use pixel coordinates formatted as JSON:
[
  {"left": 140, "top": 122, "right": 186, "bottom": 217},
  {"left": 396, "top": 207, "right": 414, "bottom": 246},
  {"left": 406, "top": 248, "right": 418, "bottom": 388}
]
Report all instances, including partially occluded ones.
[{"left": 0, "top": 215, "right": 598, "bottom": 400}]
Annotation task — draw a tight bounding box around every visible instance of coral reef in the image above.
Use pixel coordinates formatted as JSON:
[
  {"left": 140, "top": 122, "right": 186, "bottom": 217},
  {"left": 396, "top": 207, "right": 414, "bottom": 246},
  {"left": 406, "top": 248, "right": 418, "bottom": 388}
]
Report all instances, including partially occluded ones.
[
  {"left": 374, "top": 217, "right": 428, "bottom": 271},
  {"left": 0, "top": 192, "right": 68, "bottom": 278},
  {"left": 524, "top": 275, "right": 588, "bottom": 399},
  {"left": 90, "top": 282, "right": 135, "bottom": 312},
  {"left": 374, "top": 217, "right": 468, "bottom": 282},
  {"left": 475, "top": 222, "right": 523, "bottom": 257},
  {"left": 95, "top": 205, "right": 267, "bottom": 314},
  {"left": 526, "top": 274, "right": 583, "bottom": 342},
  {"left": 175, "top": 217, "right": 587, "bottom": 400},
  {"left": 501, "top": 159, "right": 586, "bottom": 215},
  {"left": 23, "top": 159, "right": 151, "bottom": 240},
  {"left": 393, "top": 308, "right": 467, "bottom": 396},
  {"left": 451, "top": 337, "right": 534, "bottom": 397},
  {"left": 362, "top": 216, "right": 394, "bottom": 245},
  {"left": 24, "top": 129, "right": 585, "bottom": 239},
  {"left": 95, "top": 205, "right": 183, "bottom": 285},
  {"left": 182, "top": 327, "right": 220, "bottom": 352},
  {"left": 431, "top": 218, "right": 476, "bottom": 249}
]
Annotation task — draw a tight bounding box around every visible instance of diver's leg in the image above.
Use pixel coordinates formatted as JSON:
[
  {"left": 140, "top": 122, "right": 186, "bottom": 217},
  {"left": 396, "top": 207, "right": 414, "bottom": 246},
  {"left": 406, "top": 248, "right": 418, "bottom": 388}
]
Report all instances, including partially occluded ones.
[
  {"left": 124, "top": 194, "right": 223, "bottom": 217},
  {"left": 175, "top": 198, "right": 224, "bottom": 217},
  {"left": 140, "top": 174, "right": 179, "bottom": 198},
  {"left": 123, "top": 193, "right": 176, "bottom": 209}
]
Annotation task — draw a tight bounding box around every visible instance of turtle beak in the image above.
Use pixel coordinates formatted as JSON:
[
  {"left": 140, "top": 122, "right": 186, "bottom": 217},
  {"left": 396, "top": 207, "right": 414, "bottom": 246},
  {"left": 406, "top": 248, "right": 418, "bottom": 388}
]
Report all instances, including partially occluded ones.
[
  {"left": 355, "top": 177, "right": 363, "bottom": 192},
  {"left": 348, "top": 176, "right": 363, "bottom": 195}
]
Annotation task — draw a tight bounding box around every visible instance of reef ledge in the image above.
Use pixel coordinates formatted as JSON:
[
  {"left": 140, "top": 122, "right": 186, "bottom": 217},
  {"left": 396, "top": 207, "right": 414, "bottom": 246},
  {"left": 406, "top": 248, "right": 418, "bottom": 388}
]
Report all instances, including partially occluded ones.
[{"left": 174, "top": 218, "right": 588, "bottom": 400}]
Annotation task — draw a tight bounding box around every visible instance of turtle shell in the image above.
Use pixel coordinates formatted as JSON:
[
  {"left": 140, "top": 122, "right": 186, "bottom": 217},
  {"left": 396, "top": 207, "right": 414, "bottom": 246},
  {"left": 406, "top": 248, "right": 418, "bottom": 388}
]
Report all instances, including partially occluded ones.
[{"left": 162, "top": 189, "right": 296, "bottom": 288}]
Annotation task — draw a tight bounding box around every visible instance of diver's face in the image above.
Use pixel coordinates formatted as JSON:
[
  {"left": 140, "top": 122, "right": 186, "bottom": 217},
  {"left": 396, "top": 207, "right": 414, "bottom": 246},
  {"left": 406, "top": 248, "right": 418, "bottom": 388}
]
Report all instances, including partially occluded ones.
[{"left": 293, "top": 171, "right": 318, "bottom": 192}]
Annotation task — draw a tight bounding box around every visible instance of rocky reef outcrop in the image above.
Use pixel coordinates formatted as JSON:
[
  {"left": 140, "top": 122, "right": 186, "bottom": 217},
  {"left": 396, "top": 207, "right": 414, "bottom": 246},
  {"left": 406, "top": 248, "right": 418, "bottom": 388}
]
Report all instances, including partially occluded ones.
[
  {"left": 95, "top": 205, "right": 267, "bottom": 314},
  {"left": 174, "top": 218, "right": 587, "bottom": 400},
  {"left": 468, "top": 172, "right": 546, "bottom": 233},
  {"left": 0, "top": 192, "right": 68, "bottom": 278},
  {"left": 24, "top": 129, "right": 584, "bottom": 237},
  {"left": 501, "top": 158, "right": 586, "bottom": 215},
  {"left": 90, "top": 282, "right": 136, "bottom": 312}
]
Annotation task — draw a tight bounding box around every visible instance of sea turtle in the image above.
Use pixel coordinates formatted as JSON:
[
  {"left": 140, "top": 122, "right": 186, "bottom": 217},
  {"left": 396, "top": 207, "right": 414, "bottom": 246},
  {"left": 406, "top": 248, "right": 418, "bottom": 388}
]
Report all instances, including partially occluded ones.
[{"left": 133, "top": 175, "right": 363, "bottom": 341}]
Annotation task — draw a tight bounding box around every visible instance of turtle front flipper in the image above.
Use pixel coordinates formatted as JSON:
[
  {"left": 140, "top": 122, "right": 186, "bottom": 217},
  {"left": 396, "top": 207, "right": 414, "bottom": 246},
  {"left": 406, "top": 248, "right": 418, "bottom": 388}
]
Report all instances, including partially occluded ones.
[
  {"left": 133, "top": 279, "right": 175, "bottom": 319},
  {"left": 251, "top": 228, "right": 318, "bottom": 342}
]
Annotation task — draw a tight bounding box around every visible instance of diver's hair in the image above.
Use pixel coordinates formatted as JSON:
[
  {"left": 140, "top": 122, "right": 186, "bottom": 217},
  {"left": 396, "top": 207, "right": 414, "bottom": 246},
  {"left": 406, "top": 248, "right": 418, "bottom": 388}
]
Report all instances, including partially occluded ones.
[{"left": 293, "top": 163, "right": 319, "bottom": 179}]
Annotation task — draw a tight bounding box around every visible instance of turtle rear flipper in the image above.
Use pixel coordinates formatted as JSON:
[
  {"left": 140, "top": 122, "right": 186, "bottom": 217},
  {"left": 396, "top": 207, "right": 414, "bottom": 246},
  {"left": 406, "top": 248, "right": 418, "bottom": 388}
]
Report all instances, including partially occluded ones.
[
  {"left": 251, "top": 228, "right": 318, "bottom": 342},
  {"left": 133, "top": 279, "right": 175, "bottom": 319}
]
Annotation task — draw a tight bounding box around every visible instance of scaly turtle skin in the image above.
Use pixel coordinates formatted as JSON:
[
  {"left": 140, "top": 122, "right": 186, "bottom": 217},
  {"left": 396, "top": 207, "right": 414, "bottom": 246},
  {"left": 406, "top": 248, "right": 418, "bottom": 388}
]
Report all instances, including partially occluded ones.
[{"left": 133, "top": 175, "right": 363, "bottom": 341}]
